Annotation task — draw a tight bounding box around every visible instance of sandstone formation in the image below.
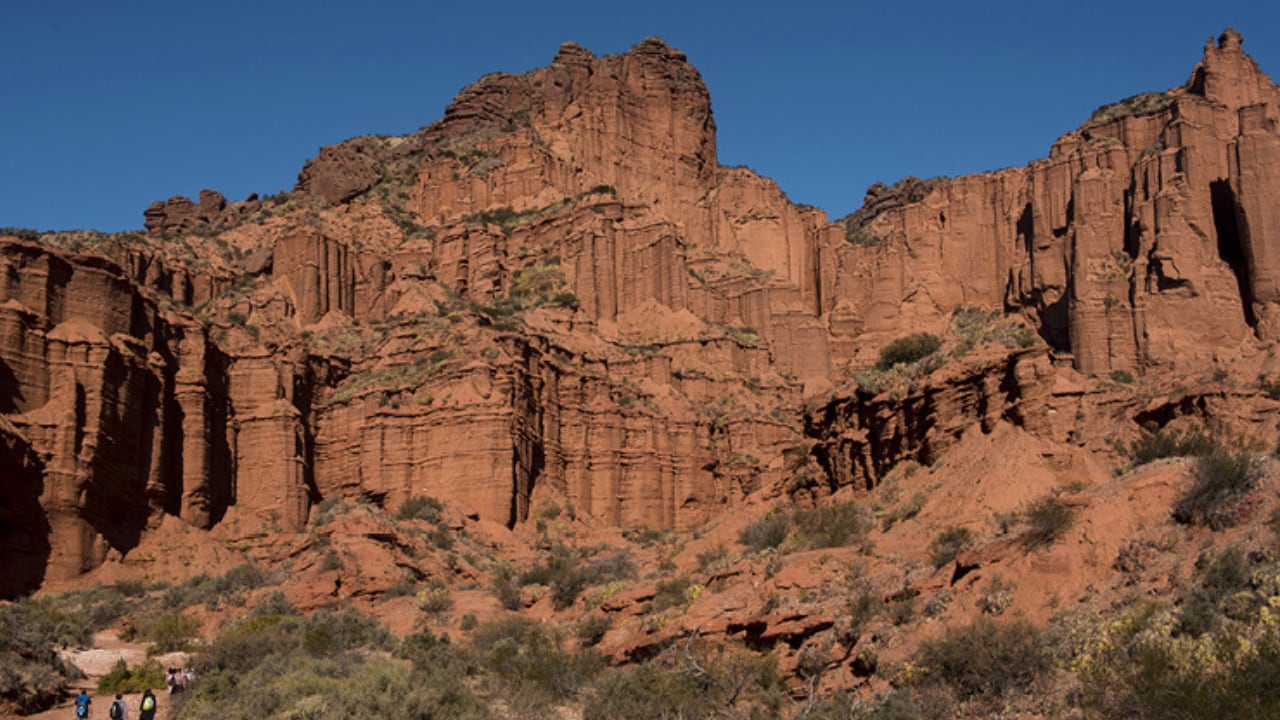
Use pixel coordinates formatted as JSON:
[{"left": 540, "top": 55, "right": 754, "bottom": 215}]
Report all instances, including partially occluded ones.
[
  {"left": 838, "top": 28, "right": 1280, "bottom": 375},
  {"left": 2, "top": 30, "right": 1279, "bottom": 600}
]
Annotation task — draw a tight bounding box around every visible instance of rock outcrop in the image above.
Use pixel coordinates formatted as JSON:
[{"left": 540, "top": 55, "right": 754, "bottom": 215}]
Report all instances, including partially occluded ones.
[
  {"left": 831, "top": 28, "right": 1280, "bottom": 375},
  {"left": 2, "top": 30, "right": 1279, "bottom": 594}
]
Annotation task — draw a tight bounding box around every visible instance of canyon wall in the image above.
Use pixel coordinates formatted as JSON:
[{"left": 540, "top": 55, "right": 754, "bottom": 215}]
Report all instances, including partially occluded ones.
[{"left": 2, "top": 30, "right": 1278, "bottom": 593}]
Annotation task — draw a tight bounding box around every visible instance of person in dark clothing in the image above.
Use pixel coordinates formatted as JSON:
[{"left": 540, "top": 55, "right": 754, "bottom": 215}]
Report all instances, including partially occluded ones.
[
  {"left": 108, "top": 694, "right": 127, "bottom": 719},
  {"left": 139, "top": 689, "right": 157, "bottom": 720}
]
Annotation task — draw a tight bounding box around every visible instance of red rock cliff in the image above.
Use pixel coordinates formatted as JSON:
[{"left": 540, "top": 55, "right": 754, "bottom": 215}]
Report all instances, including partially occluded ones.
[{"left": 2, "top": 31, "right": 1279, "bottom": 594}]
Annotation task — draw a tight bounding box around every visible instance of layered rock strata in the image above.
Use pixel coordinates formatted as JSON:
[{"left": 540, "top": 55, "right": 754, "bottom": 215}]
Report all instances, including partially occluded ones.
[{"left": 2, "top": 31, "right": 1278, "bottom": 592}]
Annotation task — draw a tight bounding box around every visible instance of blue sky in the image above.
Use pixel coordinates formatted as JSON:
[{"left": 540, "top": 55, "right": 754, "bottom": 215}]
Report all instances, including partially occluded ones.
[{"left": 2, "top": 1, "right": 1277, "bottom": 232}]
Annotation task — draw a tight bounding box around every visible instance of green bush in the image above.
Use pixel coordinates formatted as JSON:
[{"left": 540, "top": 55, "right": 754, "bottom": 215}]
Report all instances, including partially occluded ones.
[
  {"left": 162, "top": 563, "right": 272, "bottom": 610},
  {"left": 1110, "top": 369, "right": 1136, "bottom": 384},
  {"left": 915, "top": 618, "right": 1050, "bottom": 700},
  {"left": 519, "top": 545, "right": 634, "bottom": 610},
  {"left": 881, "top": 492, "right": 927, "bottom": 531},
  {"left": 97, "top": 658, "right": 165, "bottom": 694},
  {"left": 127, "top": 612, "right": 200, "bottom": 653},
  {"left": 0, "top": 600, "right": 86, "bottom": 713},
  {"left": 301, "top": 609, "right": 394, "bottom": 656},
  {"left": 182, "top": 654, "right": 492, "bottom": 720},
  {"left": 397, "top": 495, "right": 444, "bottom": 523},
  {"left": 395, "top": 627, "right": 468, "bottom": 675},
  {"left": 582, "top": 643, "right": 783, "bottom": 720},
  {"left": 650, "top": 576, "right": 697, "bottom": 612},
  {"left": 739, "top": 511, "right": 791, "bottom": 551},
  {"left": 1173, "top": 447, "right": 1263, "bottom": 529},
  {"left": 249, "top": 591, "right": 297, "bottom": 618},
  {"left": 490, "top": 565, "right": 524, "bottom": 611},
  {"left": 1022, "top": 495, "right": 1074, "bottom": 549},
  {"left": 928, "top": 526, "right": 974, "bottom": 568},
  {"left": 790, "top": 501, "right": 872, "bottom": 550},
  {"left": 948, "top": 307, "right": 1039, "bottom": 354},
  {"left": 1124, "top": 425, "right": 1217, "bottom": 466},
  {"left": 575, "top": 614, "right": 612, "bottom": 647},
  {"left": 875, "top": 333, "right": 942, "bottom": 371},
  {"left": 183, "top": 606, "right": 438, "bottom": 720},
  {"left": 1079, "top": 603, "right": 1280, "bottom": 719},
  {"left": 38, "top": 586, "right": 130, "bottom": 632},
  {"left": 471, "top": 616, "right": 600, "bottom": 712}
]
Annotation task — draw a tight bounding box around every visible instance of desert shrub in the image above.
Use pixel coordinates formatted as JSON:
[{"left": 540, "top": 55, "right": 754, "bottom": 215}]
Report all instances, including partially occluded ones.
[
  {"left": 650, "top": 576, "right": 697, "bottom": 612},
  {"left": 1173, "top": 544, "right": 1259, "bottom": 637},
  {"left": 575, "top": 614, "right": 612, "bottom": 647},
  {"left": 875, "top": 333, "right": 942, "bottom": 371},
  {"left": 97, "top": 658, "right": 165, "bottom": 694},
  {"left": 928, "top": 526, "right": 974, "bottom": 568},
  {"left": 696, "top": 544, "right": 729, "bottom": 572},
  {"left": 396, "top": 495, "right": 444, "bottom": 523},
  {"left": 1113, "top": 539, "right": 1158, "bottom": 576},
  {"left": 471, "top": 616, "right": 600, "bottom": 711},
  {"left": 915, "top": 618, "right": 1050, "bottom": 700},
  {"left": 182, "top": 653, "right": 492, "bottom": 720},
  {"left": 419, "top": 586, "right": 454, "bottom": 615},
  {"left": 845, "top": 224, "right": 883, "bottom": 246},
  {"left": 791, "top": 501, "right": 872, "bottom": 550},
  {"left": 1124, "top": 425, "right": 1217, "bottom": 466},
  {"left": 1022, "top": 495, "right": 1075, "bottom": 549},
  {"left": 1199, "top": 545, "right": 1250, "bottom": 595},
  {"left": 739, "top": 511, "right": 791, "bottom": 551},
  {"left": 162, "top": 563, "right": 272, "bottom": 610},
  {"left": 582, "top": 643, "right": 783, "bottom": 720},
  {"left": 842, "top": 584, "right": 879, "bottom": 642},
  {"left": 1110, "top": 369, "right": 1136, "bottom": 384},
  {"left": 301, "top": 609, "right": 394, "bottom": 656},
  {"left": 128, "top": 612, "right": 200, "bottom": 653},
  {"left": 309, "top": 495, "right": 356, "bottom": 525},
  {"left": 395, "top": 627, "right": 472, "bottom": 680},
  {"left": 1076, "top": 601, "right": 1280, "bottom": 719},
  {"left": 519, "top": 546, "right": 634, "bottom": 610},
  {"left": 490, "top": 564, "right": 524, "bottom": 611},
  {"left": 0, "top": 601, "right": 86, "bottom": 713},
  {"left": 184, "top": 606, "right": 426, "bottom": 720},
  {"left": 1098, "top": 631, "right": 1280, "bottom": 719},
  {"left": 194, "top": 608, "right": 390, "bottom": 675},
  {"left": 0, "top": 227, "right": 41, "bottom": 241},
  {"left": 1087, "top": 90, "right": 1174, "bottom": 126},
  {"left": 39, "top": 586, "right": 131, "bottom": 630},
  {"left": 1177, "top": 591, "right": 1222, "bottom": 638},
  {"left": 949, "top": 307, "right": 1040, "bottom": 354},
  {"left": 584, "top": 659, "right": 711, "bottom": 720},
  {"left": 881, "top": 492, "right": 927, "bottom": 531},
  {"left": 249, "top": 591, "right": 298, "bottom": 618},
  {"left": 622, "top": 526, "right": 668, "bottom": 546},
  {"left": 578, "top": 550, "right": 636, "bottom": 587},
  {"left": 1172, "top": 447, "right": 1263, "bottom": 529}
]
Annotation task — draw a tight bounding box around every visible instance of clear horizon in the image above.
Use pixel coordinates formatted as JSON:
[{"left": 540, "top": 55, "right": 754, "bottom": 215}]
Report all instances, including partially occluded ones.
[{"left": 2, "top": 0, "right": 1277, "bottom": 232}]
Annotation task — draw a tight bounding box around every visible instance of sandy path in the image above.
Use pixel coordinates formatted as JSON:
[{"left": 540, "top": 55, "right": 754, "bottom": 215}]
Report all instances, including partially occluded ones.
[{"left": 24, "top": 632, "right": 186, "bottom": 720}]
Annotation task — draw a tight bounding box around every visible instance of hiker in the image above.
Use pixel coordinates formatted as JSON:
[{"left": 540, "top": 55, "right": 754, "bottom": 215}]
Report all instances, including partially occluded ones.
[
  {"left": 139, "top": 689, "right": 157, "bottom": 720},
  {"left": 108, "top": 694, "right": 127, "bottom": 720},
  {"left": 74, "top": 690, "right": 91, "bottom": 719}
]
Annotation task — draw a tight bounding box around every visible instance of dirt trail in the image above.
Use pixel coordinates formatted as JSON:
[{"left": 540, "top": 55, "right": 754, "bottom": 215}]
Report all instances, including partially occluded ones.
[{"left": 25, "top": 632, "right": 186, "bottom": 720}]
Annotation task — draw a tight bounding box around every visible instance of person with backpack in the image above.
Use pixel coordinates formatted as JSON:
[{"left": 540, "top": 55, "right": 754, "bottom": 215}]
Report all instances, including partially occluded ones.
[
  {"left": 74, "top": 690, "right": 91, "bottom": 719},
  {"left": 139, "top": 689, "right": 157, "bottom": 720},
  {"left": 108, "top": 694, "right": 127, "bottom": 720}
]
